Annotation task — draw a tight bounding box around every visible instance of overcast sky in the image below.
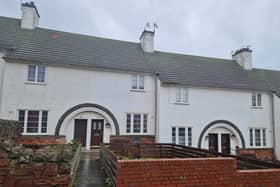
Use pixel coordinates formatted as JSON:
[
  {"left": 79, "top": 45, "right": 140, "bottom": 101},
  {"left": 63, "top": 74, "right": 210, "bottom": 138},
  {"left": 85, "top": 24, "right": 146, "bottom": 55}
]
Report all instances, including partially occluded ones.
[{"left": 1, "top": 0, "right": 280, "bottom": 70}]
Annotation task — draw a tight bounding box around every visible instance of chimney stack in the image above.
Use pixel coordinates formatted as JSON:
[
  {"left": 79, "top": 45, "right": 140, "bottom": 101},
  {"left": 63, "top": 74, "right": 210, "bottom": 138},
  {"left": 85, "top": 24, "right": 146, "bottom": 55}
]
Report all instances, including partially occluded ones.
[
  {"left": 21, "top": 1, "right": 40, "bottom": 30},
  {"left": 232, "top": 46, "right": 253, "bottom": 70},
  {"left": 140, "top": 23, "right": 157, "bottom": 53}
]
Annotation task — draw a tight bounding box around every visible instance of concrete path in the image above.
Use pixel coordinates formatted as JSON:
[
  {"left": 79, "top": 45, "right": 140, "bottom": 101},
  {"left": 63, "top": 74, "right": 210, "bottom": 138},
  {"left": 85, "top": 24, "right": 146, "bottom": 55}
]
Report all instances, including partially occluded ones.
[{"left": 75, "top": 150, "right": 106, "bottom": 187}]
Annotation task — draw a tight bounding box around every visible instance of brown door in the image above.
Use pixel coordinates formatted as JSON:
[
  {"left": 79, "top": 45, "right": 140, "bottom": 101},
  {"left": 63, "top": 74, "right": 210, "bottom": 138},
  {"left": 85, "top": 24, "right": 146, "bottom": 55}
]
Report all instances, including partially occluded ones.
[
  {"left": 91, "top": 119, "right": 104, "bottom": 146},
  {"left": 74, "top": 119, "right": 87, "bottom": 147},
  {"left": 221, "top": 134, "right": 230, "bottom": 154},
  {"left": 209, "top": 133, "right": 218, "bottom": 152}
]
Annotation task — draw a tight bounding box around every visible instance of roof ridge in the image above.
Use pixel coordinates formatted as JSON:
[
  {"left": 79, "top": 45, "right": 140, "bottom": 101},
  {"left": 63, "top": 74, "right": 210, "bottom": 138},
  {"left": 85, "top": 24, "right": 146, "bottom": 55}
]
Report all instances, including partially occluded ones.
[{"left": 153, "top": 50, "right": 234, "bottom": 63}]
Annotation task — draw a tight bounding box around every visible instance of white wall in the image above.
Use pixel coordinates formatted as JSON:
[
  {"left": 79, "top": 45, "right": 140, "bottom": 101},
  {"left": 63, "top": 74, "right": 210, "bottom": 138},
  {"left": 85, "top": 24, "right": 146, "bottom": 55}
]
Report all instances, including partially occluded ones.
[
  {"left": 158, "top": 85, "right": 273, "bottom": 149},
  {"left": 0, "top": 62, "right": 155, "bottom": 141},
  {"left": 273, "top": 94, "right": 280, "bottom": 159}
]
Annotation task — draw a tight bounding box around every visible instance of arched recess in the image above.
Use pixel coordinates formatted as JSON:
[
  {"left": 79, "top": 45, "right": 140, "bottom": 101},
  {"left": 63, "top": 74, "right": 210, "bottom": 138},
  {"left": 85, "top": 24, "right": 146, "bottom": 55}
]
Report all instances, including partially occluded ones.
[
  {"left": 198, "top": 120, "right": 245, "bottom": 149},
  {"left": 55, "top": 103, "right": 120, "bottom": 136}
]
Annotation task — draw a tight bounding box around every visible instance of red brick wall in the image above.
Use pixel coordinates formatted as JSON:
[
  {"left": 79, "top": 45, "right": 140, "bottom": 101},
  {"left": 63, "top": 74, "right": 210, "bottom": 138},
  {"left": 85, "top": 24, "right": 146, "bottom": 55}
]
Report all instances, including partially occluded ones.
[
  {"left": 237, "top": 169, "right": 280, "bottom": 186},
  {"left": 116, "top": 158, "right": 280, "bottom": 187},
  {"left": 0, "top": 158, "right": 8, "bottom": 186},
  {"left": 237, "top": 148, "right": 274, "bottom": 161},
  {"left": 0, "top": 160, "right": 72, "bottom": 187},
  {"left": 117, "top": 158, "right": 237, "bottom": 187},
  {"left": 110, "top": 135, "right": 155, "bottom": 145},
  {"left": 19, "top": 135, "right": 66, "bottom": 145}
]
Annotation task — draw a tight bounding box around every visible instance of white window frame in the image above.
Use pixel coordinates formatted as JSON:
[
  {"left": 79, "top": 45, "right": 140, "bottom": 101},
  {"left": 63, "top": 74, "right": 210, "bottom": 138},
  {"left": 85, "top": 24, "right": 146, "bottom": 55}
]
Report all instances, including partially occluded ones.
[
  {"left": 131, "top": 75, "right": 145, "bottom": 91},
  {"left": 249, "top": 128, "right": 267, "bottom": 147},
  {"left": 27, "top": 64, "right": 46, "bottom": 83},
  {"left": 18, "top": 109, "right": 49, "bottom": 135},
  {"left": 175, "top": 87, "right": 189, "bottom": 104},
  {"left": 126, "top": 113, "right": 148, "bottom": 134},
  {"left": 171, "top": 126, "right": 192, "bottom": 146},
  {"left": 252, "top": 93, "right": 262, "bottom": 108}
]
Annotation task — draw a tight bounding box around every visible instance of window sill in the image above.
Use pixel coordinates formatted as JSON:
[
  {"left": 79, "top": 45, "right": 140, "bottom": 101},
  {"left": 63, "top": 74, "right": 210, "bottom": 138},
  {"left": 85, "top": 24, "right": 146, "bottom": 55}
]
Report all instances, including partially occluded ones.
[
  {"left": 174, "top": 102, "right": 189, "bottom": 105},
  {"left": 25, "top": 81, "right": 47, "bottom": 85},
  {"left": 130, "top": 89, "right": 145, "bottom": 93},
  {"left": 251, "top": 106, "right": 263, "bottom": 109},
  {"left": 248, "top": 146, "right": 267, "bottom": 149},
  {"left": 22, "top": 133, "right": 48, "bottom": 135}
]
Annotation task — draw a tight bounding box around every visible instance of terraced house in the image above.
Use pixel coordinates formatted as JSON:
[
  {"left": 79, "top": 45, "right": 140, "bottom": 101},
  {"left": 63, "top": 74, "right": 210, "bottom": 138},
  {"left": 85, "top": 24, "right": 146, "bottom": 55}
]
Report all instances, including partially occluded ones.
[{"left": 1, "top": 2, "right": 280, "bottom": 160}]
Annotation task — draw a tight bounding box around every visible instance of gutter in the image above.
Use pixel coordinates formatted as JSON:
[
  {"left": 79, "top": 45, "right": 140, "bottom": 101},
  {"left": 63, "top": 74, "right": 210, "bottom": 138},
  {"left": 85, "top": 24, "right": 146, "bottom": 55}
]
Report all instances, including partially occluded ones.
[{"left": 271, "top": 91, "right": 277, "bottom": 160}]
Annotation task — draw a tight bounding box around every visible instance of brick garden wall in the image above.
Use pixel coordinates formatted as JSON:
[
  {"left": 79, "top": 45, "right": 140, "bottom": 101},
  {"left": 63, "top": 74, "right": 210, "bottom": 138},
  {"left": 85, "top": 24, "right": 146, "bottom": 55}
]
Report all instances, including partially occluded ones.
[
  {"left": 237, "top": 148, "right": 274, "bottom": 161},
  {"left": 116, "top": 158, "right": 280, "bottom": 187},
  {"left": 110, "top": 135, "right": 155, "bottom": 145},
  {"left": 0, "top": 158, "right": 71, "bottom": 187},
  {"left": 19, "top": 135, "right": 66, "bottom": 145},
  {"left": 237, "top": 169, "right": 280, "bottom": 186}
]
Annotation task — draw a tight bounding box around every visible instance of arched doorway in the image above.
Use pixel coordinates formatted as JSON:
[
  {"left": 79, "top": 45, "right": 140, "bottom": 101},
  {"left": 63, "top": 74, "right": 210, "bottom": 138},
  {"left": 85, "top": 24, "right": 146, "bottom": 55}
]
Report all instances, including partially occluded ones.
[
  {"left": 55, "top": 103, "right": 119, "bottom": 149},
  {"left": 198, "top": 120, "right": 245, "bottom": 155}
]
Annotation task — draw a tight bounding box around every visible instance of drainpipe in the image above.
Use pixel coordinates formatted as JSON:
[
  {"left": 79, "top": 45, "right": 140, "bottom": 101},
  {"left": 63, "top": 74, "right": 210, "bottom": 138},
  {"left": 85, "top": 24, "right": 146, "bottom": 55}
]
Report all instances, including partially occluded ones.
[
  {"left": 154, "top": 73, "right": 160, "bottom": 143},
  {"left": 271, "top": 91, "right": 277, "bottom": 160},
  {"left": 0, "top": 50, "right": 7, "bottom": 116}
]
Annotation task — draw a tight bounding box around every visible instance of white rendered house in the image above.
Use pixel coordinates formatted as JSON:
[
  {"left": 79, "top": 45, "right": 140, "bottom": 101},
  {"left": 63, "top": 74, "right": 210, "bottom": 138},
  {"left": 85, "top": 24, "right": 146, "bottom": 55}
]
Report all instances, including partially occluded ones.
[{"left": 1, "top": 2, "right": 280, "bottom": 160}]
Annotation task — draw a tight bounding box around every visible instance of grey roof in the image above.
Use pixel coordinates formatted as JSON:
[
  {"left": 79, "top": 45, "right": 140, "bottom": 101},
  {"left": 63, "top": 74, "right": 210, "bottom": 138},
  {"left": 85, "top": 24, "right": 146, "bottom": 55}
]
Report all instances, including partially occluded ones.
[
  {"left": 145, "top": 52, "right": 271, "bottom": 91},
  {"left": 0, "top": 16, "right": 153, "bottom": 73},
  {"left": 0, "top": 16, "right": 279, "bottom": 95}
]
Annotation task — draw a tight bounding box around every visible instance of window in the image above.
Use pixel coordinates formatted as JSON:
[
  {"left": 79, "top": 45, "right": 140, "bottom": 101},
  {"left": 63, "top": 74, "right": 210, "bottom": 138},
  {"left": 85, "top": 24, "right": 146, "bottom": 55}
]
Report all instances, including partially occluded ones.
[
  {"left": 126, "top": 114, "right": 131, "bottom": 133},
  {"left": 171, "top": 127, "right": 192, "bottom": 146},
  {"left": 176, "top": 88, "right": 188, "bottom": 103},
  {"left": 249, "top": 128, "right": 266, "bottom": 147},
  {"left": 178, "top": 128, "right": 186, "bottom": 145},
  {"left": 28, "top": 65, "right": 46, "bottom": 83},
  {"left": 252, "top": 93, "right": 262, "bottom": 107},
  {"left": 132, "top": 75, "right": 144, "bottom": 90},
  {"left": 18, "top": 110, "right": 48, "bottom": 134},
  {"left": 172, "top": 127, "right": 176, "bottom": 144},
  {"left": 126, "top": 113, "right": 148, "bottom": 134}
]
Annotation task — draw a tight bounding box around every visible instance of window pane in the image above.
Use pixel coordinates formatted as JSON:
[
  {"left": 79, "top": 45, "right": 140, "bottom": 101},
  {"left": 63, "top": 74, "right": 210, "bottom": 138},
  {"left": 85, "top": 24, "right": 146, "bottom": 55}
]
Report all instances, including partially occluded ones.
[
  {"left": 139, "top": 76, "right": 144, "bottom": 90},
  {"left": 178, "top": 128, "right": 185, "bottom": 145},
  {"left": 37, "top": 65, "right": 45, "bottom": 82},
  {"left": 249, "top": 129, "right": 253, "bottom": 146},
  {"left": 262, "top": 129, "right": 266, "bottom": 146},
  {"left": 188, "top": 128, "right": 192, "bottom": 146},
  {"left": 143, "top": 114, "right": 147, "bottom": 133},
  {"left": 28, "top": 65, "right": 36, "bottom": 82},
  {"left": 27, "top": 110, "right": 39, "bottom": 133},
  {"left": 257, "top": 94, "right": 262, "bottom": 106},
  {"left": 255, "top": 129, "right": 261, "bottom": 146},
  {"left": 172, "top": 127, "right": 176, "bottom": 144},
  {"left": 18, "top": 110, "right": 25, "bottom": 133},
  {"left": 176, "top": 88, "right": 181, "bottom": 102},
  {"left": 252, "top": 93, "right": 256, "bottom": 106},
  {"left": 133, "top": 114, "right": 141, "bottom": 133},
  {"left": 132, "top": 75, "right": 138, "bottom": 89},
  {"left": 41, "top": 111, "right": 48, "bottom": 133},
  {"left": 182, "top": 88, "right": 188, "bottom": 103},
  {"left": 126, "top": 114, "right": 131, "bottom": 133}
]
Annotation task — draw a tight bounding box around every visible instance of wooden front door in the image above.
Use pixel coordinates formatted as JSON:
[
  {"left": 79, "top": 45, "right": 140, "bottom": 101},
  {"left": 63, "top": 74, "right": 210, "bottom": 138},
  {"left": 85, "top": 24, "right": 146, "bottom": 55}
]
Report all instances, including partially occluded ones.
[
  {"left": 74, "top": 119, "right": 87, "bottom": 147},
  {"left": 221, "top": 134, "right": 231, "bottom": 154},
  {"left": 91, "top": 119, "right": 104, "bottom": 146},
  {"left": 209, "top": 133, "right": 218, "bottom": 152}
]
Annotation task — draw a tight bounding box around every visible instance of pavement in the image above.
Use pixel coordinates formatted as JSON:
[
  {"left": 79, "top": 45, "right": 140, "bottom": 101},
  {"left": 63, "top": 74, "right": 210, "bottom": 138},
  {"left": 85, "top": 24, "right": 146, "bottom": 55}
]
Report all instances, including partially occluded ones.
[{"left": 75, "top": 149, "right": 106, "bottom": 187}]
